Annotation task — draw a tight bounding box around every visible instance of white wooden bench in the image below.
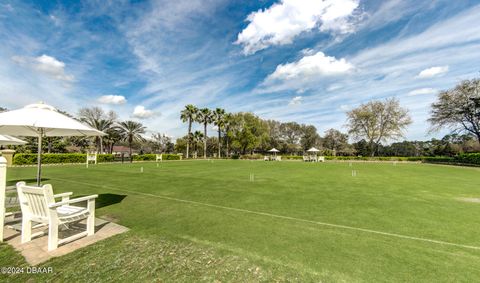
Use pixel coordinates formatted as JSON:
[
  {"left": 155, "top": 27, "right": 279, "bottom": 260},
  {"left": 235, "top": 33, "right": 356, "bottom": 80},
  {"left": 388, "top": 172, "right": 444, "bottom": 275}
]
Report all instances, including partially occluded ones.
[{"left": 16, "top": 182, "right": 98, "bottom": 251}]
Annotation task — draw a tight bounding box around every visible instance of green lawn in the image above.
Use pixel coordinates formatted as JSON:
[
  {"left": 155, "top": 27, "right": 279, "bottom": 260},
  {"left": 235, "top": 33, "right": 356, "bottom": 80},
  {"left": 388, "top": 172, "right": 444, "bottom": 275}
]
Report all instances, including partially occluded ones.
[{"left": 2, "top": 160, "right": 480, "bottom": 282}]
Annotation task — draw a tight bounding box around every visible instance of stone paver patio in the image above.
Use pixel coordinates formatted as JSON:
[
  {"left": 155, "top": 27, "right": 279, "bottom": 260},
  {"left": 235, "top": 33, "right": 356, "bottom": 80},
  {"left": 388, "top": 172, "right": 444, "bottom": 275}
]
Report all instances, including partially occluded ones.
[{"left": 2, "top": 213, "right": 129, "bottom": 265}]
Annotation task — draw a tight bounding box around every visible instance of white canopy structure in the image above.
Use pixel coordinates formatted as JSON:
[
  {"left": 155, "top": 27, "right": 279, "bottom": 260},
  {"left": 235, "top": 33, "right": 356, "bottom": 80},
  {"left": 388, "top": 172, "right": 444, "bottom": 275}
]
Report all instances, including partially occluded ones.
[
  {"left": 268, "top": 148, "right": 280, "bottom": 157},
  {"left": 0, "top": 135, "right": 27, "bottom": 146},
  {"left": 0, "top": 103, "right": 105, "bottom": 185},
  {"left": 307, "top": 147, "right": 320, "bottom": 153}
]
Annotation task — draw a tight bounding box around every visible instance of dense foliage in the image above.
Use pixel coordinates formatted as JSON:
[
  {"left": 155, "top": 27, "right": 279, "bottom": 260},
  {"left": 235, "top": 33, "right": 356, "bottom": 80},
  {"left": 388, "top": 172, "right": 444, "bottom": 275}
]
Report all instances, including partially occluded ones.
[
  {"left": 13, "top": 153, "right": 115, "bottom": 165},
  {"left": 132, "top": 154, "right": 181, "bottom": 161}
]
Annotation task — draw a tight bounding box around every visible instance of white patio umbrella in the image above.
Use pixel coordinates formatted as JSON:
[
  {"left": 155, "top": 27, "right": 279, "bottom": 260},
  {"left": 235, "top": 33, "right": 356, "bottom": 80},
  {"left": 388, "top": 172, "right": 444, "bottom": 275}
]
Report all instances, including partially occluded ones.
[
  {"left": 307, "top": 147, "right": 320, "bottom": 153},
  {"left": 0, "top": 103, "right": 105, "bottom": 185},
  {"left": 0, "top": 135, "right": 27, "bottom": 146}
]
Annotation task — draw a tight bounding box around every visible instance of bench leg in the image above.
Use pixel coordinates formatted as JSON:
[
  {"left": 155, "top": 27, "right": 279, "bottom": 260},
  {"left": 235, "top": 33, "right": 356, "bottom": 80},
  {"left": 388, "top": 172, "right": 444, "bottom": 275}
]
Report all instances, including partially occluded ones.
[
  {"left": 21, "top": 218, "right": 32, "bottom": 243},
  {"left": 87, "top": 199, "right": 95, "bottom": 236},
  {"left": 48, "top": 219, "right": 59, "bottom": 251}
]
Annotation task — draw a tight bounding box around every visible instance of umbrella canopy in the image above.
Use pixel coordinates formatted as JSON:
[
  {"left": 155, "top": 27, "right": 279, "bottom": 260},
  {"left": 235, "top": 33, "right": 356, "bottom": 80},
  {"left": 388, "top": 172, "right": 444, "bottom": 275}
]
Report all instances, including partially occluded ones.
[
  {"left": 0, "top": 103, "right": 105, "bottom": 185},
  {"left": 0, "top": 103, "right": 105, "bottom": 137},
  {"left": 0, "top": 134, "right": 27, "bottom": 146},
  {"left": 307, "top": 147, "right": 320, "bottom": 152},
  {"left": 268, "top": 148, "right": 280, "bottom": 153}
]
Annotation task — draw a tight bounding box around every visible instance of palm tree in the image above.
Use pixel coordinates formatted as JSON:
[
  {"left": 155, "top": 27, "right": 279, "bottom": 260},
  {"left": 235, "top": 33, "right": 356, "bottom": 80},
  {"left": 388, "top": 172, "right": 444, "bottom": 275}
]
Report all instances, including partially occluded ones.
[
  {"left": 223, "top": 113, "right": 234, "bottom": 157},
  {"left": 192, "top": 130, "right": 204, "bottom": 158},
  {"left": 117, "top": 120, "right": 146, "bottom": 162},
  {"left": 78, "top": 107, "right": 116, "bottom": 153},
  {"left": 96, "top": 119, "right": 114, "bottom": 153},
  {"left": 196, "top": 108, "right": 212, "bottom": 159},
  {"left": 180, "top": 105, "right": 198, "bottom": 158},
  {"left": 104, "top": 127, "right": 123, "bottom": 154},
  {"left": 213, "top": 108, "right": 225, "bottom": 158}
]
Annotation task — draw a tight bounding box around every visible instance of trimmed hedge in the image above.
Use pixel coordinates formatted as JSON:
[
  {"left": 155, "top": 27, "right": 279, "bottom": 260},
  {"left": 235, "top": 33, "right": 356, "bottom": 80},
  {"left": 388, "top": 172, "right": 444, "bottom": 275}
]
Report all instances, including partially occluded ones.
[
  {"left": 13, "top": 153, "right": 115, "bottom": 165},
  {"left": 240, "top": 154, "right": 264, "bottom": 160},
  {"left": 455, "top": 153, "right": 480, "bottom": 165},
  {"left": 283, "top": 155, "right": 304, "bottom": 160},
  {"left": 132, "top": 154, "right": 181, "bottom": 161}
]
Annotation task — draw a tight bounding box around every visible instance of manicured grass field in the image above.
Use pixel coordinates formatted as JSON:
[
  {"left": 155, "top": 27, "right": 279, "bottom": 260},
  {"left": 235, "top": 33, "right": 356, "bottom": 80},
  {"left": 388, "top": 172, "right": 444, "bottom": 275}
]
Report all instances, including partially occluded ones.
[{"left": 2, "top": 160, "right": 480, "bottom": 282}]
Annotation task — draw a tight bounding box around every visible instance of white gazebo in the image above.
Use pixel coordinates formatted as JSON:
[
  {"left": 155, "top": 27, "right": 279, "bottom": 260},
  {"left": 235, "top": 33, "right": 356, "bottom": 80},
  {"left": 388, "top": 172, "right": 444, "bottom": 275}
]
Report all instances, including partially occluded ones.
[
  {"left": 304, "top": 147, "right": 325, "bottom": 162},
  {"left": 268, "top": 148, "right": 279, "bottom": 156},
  {"left": 267, "top": 148, "right": 281, "bottom": 161}
]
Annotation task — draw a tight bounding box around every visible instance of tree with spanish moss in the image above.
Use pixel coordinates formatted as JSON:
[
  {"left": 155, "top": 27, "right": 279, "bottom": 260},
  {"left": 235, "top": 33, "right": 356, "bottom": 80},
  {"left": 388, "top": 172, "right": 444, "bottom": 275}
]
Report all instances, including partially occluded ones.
[
  {"left": 429, "top": 78, "right": 480, "bottom": 142},
  {"left": 346, "top": 98, "right": 412, "bottom": 156}
]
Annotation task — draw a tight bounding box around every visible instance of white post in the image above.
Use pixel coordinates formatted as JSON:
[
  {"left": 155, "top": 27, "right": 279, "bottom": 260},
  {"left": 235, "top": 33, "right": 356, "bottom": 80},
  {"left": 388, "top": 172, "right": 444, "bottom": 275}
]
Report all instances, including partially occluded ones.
[
  {"left": 37, "top": 131, "right": 43, "bottom": 186},
  {"left": 0, "top": 156, "right": 7, "bottom": 242}
]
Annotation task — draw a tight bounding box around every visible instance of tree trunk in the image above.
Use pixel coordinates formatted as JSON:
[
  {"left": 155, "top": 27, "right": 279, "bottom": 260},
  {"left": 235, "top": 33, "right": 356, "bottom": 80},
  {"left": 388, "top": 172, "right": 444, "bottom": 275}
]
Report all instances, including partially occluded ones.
[
  {"left": 226, "top": 138, "right": 229, "bottom": 157},
  {"left": 370, "top": 141, "right": 376, "bottom": 157},
  {"left": 129, "top": 137, "right": 133, "bottom": 163},
  {"left": 186, "top": 119, "right": 191, "bottom": 158},
  {"left": 47, "top": 138, "right": 52, "bottom": 153},
  {"left": 217, "top": 129, "right": 221, "bottom": 158},
  {"left": 204, "top": 123, "right": 207, "bottom": 159}
]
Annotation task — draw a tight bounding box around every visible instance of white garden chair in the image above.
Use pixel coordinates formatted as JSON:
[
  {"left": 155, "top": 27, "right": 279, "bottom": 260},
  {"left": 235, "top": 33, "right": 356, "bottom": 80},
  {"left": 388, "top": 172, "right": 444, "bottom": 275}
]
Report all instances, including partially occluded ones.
[
  {"left": 264, "top": 156, "right": 269, "bottom": 161},
  {"left": 16, "top": 182, "right": 98, "bottom": 251},
  {"left": 318, "top": 156, "right": 325, "bottom": 162},
  {"left": 276, "top": 156, "right": 282, "bottom": 161},
  {"left": 86, "top": 152, "right": 97, "bottom": 168},
  {"left": 156, "top": 154, "right": 163, "bottom": 162}
]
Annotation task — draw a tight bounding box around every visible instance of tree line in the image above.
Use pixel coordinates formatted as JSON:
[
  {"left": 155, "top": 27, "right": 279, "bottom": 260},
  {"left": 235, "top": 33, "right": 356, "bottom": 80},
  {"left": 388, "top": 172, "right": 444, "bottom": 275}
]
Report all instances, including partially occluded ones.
[
  {"left": 178, "top": 78, "right": 480, "bottom": 157},
  {"left": 2, "top": 77, "right": 480, "bottom": 158}
]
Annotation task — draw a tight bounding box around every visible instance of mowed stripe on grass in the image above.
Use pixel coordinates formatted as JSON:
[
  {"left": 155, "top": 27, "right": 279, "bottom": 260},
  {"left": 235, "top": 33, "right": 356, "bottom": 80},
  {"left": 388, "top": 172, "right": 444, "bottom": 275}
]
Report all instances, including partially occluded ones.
[{"left": 6, "top": 160, "right": 480, "bottom": 281}]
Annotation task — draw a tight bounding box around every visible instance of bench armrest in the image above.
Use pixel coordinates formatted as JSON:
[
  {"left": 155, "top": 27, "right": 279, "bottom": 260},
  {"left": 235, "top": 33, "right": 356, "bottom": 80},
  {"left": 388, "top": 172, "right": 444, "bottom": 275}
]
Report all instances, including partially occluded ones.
[
  {"left": 53, "top": 192, "right": 73, "bottom": 198},
  {"left": 49, "top": 195, "right": 98, "bottom": 208}
]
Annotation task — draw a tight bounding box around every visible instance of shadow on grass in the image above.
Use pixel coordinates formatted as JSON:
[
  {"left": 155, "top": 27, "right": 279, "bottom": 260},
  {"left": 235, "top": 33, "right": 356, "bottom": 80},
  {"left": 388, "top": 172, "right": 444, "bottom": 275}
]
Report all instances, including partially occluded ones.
[
  {"left": 95, "top": 193, "right": 127, "bottom": 209},
  {"left": 6, "top": 178, "right": 50, "bottom": 186}
]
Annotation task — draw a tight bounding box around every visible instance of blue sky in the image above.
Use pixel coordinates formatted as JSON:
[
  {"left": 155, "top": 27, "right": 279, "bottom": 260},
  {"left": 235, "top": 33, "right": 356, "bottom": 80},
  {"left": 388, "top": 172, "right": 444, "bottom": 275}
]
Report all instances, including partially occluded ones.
[{"left": 1, "top": 0, "right": 480, "bottom": 141}]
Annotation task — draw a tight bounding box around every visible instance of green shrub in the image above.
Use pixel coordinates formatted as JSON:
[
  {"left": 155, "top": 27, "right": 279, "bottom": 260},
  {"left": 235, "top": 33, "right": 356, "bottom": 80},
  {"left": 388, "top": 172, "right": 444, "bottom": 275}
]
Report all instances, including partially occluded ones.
[
  {"left": 240, "top": 154, "right": 264, "bottom": 160},
  {"left": 455, "top": 153, "right": 480, "bottom": 165},
  {"left": 282, "top": 155, "right": 303, "bottom": 160},
  {"left": 98, "top": 154, "right": 115, "bottom": 163},
  {"left": 420, "top": 156, "right": 455, "bottom": 163},
  {"left": 13, "top": 153, "right": 115, "bottom": 165},
  {"left": 132, "top": 154, "right": 181, "bottom": 161},
  {"left": 132, "top": 154, "right": 156, "bottom": 161}
]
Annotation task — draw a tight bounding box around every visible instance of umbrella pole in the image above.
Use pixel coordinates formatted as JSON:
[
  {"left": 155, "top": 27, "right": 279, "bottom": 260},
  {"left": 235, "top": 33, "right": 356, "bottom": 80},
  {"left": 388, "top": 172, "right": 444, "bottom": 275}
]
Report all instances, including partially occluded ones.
[{"left": 37, "top": 130, "right": 43, "bottom": 186}]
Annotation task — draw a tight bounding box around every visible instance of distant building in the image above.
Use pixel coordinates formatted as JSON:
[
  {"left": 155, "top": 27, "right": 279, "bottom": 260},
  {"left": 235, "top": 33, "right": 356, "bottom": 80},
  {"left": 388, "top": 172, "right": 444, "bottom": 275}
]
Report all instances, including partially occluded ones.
[{"left": 112, "top": 146, "right": 138, "bottom": 156}]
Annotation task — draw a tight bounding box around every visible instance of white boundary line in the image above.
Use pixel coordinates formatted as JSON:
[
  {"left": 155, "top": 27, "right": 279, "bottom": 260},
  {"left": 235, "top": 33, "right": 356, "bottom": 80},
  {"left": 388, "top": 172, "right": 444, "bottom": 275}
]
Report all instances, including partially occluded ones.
[{"left": 55, "top": 178, "right": 480, "bottom": 251}]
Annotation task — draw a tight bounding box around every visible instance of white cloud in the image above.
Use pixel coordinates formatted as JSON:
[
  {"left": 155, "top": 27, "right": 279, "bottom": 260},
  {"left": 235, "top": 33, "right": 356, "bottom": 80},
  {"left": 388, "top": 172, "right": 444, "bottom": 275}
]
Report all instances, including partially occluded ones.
[
  {"left": 327, "top": 84, "right": 343, "bottom": 92},
  {"left": 289, "top": 96, "right": 303, "bottom": 105},
  {"left": 132, "top": 105, "right": 155, "bottom": 119},
  {"left": 12, "top": 54, "right": 74, "bottom": 82},
  {"left": 266, "top": 51, "right": 354, "bottom": 82},
  {"left": 416, "top": 66, "right": 449, "bottom": 78},
  {"left": 236, "top": 0, "right": 360, "bottom": 54},
  {"left": 98, "top": 95, "right": 127, "bottom": 105},
  {"left": 407, "top": 88, "right": 437, "bottom": 96}
]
